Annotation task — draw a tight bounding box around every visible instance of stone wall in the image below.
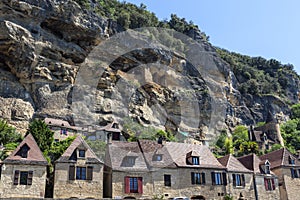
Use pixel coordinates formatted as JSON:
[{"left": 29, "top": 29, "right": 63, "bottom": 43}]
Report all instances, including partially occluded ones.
[
  {"left": 53, "top": 162, "right": 103, "bottom": 199},
  {"left": 277, "top": 167, "right": 300, "bottom": 200},
  {"left": 254, "top": 175, "right": 280, "bottom": 200},
  {"left": 226, "top": 172, "right": 255, "bottom": 200},
  {"left": 0, "top": 164, "right": 47, "bottom": 198}
]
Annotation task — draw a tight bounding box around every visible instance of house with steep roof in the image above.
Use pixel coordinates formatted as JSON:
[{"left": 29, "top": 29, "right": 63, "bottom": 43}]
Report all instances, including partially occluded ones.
[
  {"left": 218, "top": 154, "right": 254, "bottom": 199},
  {"left": 44, "top": 117, "right": 81, "bottom": 141},
  {"left": 164, "top": 142, "right": 227, "bottom": 200},
  {"left": 260, "top": 148, "right": 300, "bottom": 200},
  {"left": 104, "top": 141, "right": 150, "bottom": 199},
  {"left": 238, "top": 154, "right": 280, "bottom": 200},
  {"left": 83, "top": 121, "right": 125, "bottom": 142},
  {"left": 0, "top": 134, "right": 48, "bottom": 198},
  {"left": 53, "top": 135, "right": 103, "bottom": 199},
  {"left": 104, "top": 140, "right": 229, "bottom": 200}
]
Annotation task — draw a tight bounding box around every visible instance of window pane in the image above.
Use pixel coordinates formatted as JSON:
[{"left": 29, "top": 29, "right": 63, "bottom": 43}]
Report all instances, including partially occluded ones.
[
  {"left": 215, "top": 173, "right": 222, "bottom": 185},
  {"left": 130, "top": 177, "right": 138, "bottom": 193},
  {"left": 20, "top": 172, "right": 28, "bottom": 185},
  {"left": 79, "top": 150, "right": 85, "bottom": 158},
  {"left": 164, "top": 175, "right": 171, "bottom": 186},
  {"left": 76, "top": 167, "right": 86, "bottom": 180}
]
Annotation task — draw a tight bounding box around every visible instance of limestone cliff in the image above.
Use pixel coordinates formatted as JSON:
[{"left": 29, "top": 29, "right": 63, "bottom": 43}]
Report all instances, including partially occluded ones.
[{"left": 0, "top": 0, "right": 299, "bottom": 141}]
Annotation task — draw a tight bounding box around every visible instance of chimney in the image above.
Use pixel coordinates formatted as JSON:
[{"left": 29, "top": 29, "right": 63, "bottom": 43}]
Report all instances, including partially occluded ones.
[{"left": 248, "top": 125, "right": 254, "bottom": 141}]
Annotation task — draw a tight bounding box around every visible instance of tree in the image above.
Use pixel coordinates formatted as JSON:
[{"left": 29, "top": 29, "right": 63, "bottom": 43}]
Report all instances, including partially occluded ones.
[
  {"left": 291, "top": 104, "right": 300, "bottom": 119},
  {"left": 0, "top": 119, "right": 22, "bottom": 145},
  {"left": 224, "top": 137, "right": 234, "bottom": 154},
  {"left": 27, "top": 119, "right": 54, "bottom": 152},
  {"left": 232, "top": 125, "right": 249, "bottom": 150}
]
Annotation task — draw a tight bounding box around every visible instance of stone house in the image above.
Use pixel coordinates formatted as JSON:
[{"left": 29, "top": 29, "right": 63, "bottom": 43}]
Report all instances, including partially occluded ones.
[
  {"left": 218, "top": 154, "right": 255, "bottom": 200},
  {"left": 0, "top": 134, "right": 48, "bottom": 198},
  {"left": 44, "top": 117, "right": 81, "bottom": 141},
  {"left": 53, "top": 135, "right": 103, "bottom": 199},
  {"left": 104, "top": 141, "right": 151, "bottom": 199},
  {"left": 84, "top": 121, "right": 125, "bottom": 142},
  {"left": 104, "top": 140, "right": 229, "bottom": 200},
  {"left": 238, "top": 153, "right": 280, "bottom": 200},
  {"left": 260, "top": 148, "right": 300, "bottom": 200}
]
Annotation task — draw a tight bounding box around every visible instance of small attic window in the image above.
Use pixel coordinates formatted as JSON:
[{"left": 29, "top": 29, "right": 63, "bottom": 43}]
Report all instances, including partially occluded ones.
[
  {"left": 78, "top": 149, "right": 86, "bottom": 158},
  {"left": 265, "top": 160, "right": 271, "bottom": 174},
  {"left": 153, "top": 154, "right": 163, "bottom": 161},
  {"left": 289, "top": 156, "right": 295, "bottom": 165},
  {"left": 186, "top": 150, "right": 200, "bottom": 165},
  {"left": 16, "top": 144, "right": 30, "bottom": 158}
]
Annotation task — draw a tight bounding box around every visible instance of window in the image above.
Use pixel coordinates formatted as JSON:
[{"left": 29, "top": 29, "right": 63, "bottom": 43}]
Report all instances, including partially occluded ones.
[
  {"left": 153, "top": 154, "right": 163, "bottom": 161},
  {"left": 290, "top": 168, "right": 299, "bottom": 178},
  {"left": 13, "top": 170, "right": 33, "bottom": 185},
  {"left": 191, "top": 172, "right": 205, "bottom": 185},
  {"left": 125, "top": 177, "right": 143, "bottom": 194},
  {"left": 69, "top": 166, "right": 93, "bottom": 181},
  {"left": 16, "top": 144, "right": 30, "bottom": 158},
  {"left": 211, "top": 172, "right": 227, "bottom": 185},
  {"left": 78, "top": 150, "right": 86, "bottom": 158},
  {"left": 192, "top": 157, "right": 200, "bottom": 165},
  {"left": 164, "top": 174, "right": 171, "bottom": 187},
  {"left": 265, "top": 161, "right": 271, "bottom": 174},
  {"left": 123, "top": 156, "right": 136, "bottom": 167},
  {"left": 264, "top": 178, "right": 276, "bottom": 191},
  {"left": 76, "top": 167, "right": 86, "bottom": 180},
  {"left": 232, "top": 174, "right": 245, "bottom": 187}
]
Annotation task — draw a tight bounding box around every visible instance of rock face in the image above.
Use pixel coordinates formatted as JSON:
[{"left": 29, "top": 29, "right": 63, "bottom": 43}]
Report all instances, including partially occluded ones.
[{"left": 0, "top": 0, "right": 298, "bottom": 140}]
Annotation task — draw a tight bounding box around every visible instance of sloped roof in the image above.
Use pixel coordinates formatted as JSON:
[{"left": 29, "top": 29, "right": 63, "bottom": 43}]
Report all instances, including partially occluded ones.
[
  {"left": 237, "top": 154, "right": 262, "bottom": 174},
  {"left": 105, "top": 141, "right": 148, "bottom": 172},
  {"left": 55, "top": 135, "right": 102, "bottom": 164},
  {"left": 218, "top": 154, "right": 252, "bottom": 173},
  {"left": 96, "top": 121, "right": 121, "bottom": 133},
  {"left": 44, "top": 117, "right": 81, "bottom": 130},
  {"left": 165, "top": 142, "right": 225, "bottom": 169},
  {"left": 3, "top": 134, "right": 48, "bottom": 166},
  {"left": 260, "top": 148, "right": 300, "bottom": 169},
  {"left": 138, "top": 140, "right": 176, "bottom": 169}
]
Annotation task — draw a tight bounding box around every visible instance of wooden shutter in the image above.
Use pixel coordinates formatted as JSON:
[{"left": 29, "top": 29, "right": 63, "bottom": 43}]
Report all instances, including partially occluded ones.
[
  {"left": 125, "top": 176, "right": 130, "bottom": 194},
  {"left": 264, "top": 178, "right": 268, "bottom": 190},
  {"left": 271, "top": 178, "right": 275, "bottom": 190},
  {"left": 87, "top": 166, "right": 93, "bottom": 181},
  {"left": 138, "top": 177, "right": 143, "bottom": 194},
  {"left": 232, "top": 174, "right": 236, "bottom": 186},
  {"left": 242, "top": 174, "right": 245, "bottom": 187},
  {"left": 14, "top": 170, "right": 20, "bottom": 185},
  {"left": 201, "top": 172, "right": 206, "bottom": 184},
  {"left": 27, "top": 171, "right": 33, "bottom": 185},
  {"left": 222, "top": 172, "right": 227, "bottom": 185},
  {"left": 191, "top": 172, "right": 195, "bottom": 184},
  {"left": 211, "top": 172, "right": 215, "bottom": 185},
  {"left": 69, "top": 166, "right": 75, "bottom": 180}
]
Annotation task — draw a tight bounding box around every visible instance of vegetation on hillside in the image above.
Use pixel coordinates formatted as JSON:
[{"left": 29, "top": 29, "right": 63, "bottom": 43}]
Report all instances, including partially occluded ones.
[
  {"left": 280, "top": 103, "right": 300, "bottom": 154},
  {"left": 213, "top": 126, "right": 259, "bottom": 157},
  {"left": 0, "top": 119, "right": 23, "bottom": 160},
  {"left": 216, "top": 48, "right": 299, "bottom": 101}
]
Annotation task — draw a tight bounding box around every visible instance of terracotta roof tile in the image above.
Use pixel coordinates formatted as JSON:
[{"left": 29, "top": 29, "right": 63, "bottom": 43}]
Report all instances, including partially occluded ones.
[
  {"left": 237, "top": 154, "right": 262, "bottom": 174},
  {"left": 165, "top": 142, "right": 225, "bottom": 169},
  {"left": 56, "top": 135, "right": 102, "bottom": 164},
  {"left": 138, "top": 140, "right": 176, "bottom": 169},
  {"left": 218, "top": 154, "right": 252, "bottom": 173},
  {"left": 106, "top": 141, "right": 149, "bottom": 172},
  {"left": 260, "top": 148, "right": 300, "bottom": 169},
  {"left": 3, "top": 134, "right": 47, "bottom": 166}
]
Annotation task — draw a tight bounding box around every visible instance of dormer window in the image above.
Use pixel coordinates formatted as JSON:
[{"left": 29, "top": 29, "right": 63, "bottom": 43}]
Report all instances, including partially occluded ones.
[
  {"left": 265, "top": 160, "right": 271, "bottom": 174},
  {"left": 192, "top": 157, "right": 200, "bottom": 165},
  {"left": 78, "top": 149, "right": 86, "bottom": 158},
  {"left": 153, "top": 154, "right": 163, "bottom": 161},
  {"left": 186, "top": 150, "right": 200, "bottom": 165},
  {"left": 122, "top": 156, "right": 137, "bottom": 167},
  {"left": 289, "top": 156, "right": 295, "bottom": 165},
  {"left": 16, "top": 144, "right": 30, "bottom": 158}
]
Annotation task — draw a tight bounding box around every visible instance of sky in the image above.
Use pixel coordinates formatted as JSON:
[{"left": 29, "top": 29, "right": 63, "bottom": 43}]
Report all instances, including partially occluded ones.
[{"left": 125, "top": 0, "right": 300, "bottom": 75}]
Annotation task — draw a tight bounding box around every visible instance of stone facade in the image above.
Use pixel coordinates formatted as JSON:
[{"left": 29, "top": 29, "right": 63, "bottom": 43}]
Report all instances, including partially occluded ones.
[
  {"left": 53, "top": 162, "right": 103, "bottom": 199},
  {"left": 0, "top": 164, "right": 47, "bottom": 198},
  {"left": 53, "top": 135, "right": 104, "bottom": 199}
]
